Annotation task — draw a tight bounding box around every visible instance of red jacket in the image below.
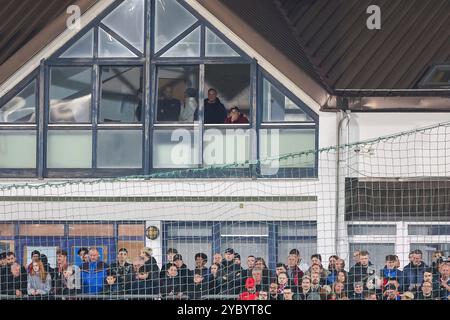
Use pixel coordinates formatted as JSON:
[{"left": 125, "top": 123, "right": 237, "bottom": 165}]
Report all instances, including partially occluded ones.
[
  {"left": 225, "top": 114, "right": 249, "bottom": 124},
  {"left": 239, "top": 291, "right": 259, "bottom": 300}
]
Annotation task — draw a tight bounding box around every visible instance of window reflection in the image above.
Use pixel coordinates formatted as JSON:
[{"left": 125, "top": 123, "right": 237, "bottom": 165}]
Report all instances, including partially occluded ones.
[
  {"left": 49, "top": 67, "right": 92, "bottom": 123},
  {"left": 156, "top": 66, "right": 199, "bottom": 123},
  {"left": 100, "top": 67, "right": 143, "bottom": 123},
  {"left": 0, "top": 81, "right": 36, "bottom": 123}
]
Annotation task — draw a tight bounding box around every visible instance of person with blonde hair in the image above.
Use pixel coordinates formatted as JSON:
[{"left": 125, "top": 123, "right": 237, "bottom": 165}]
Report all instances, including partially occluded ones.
[
  {"left": 139, "top": 247, "right": 159, "bottom": 278},
  {"left": 27, "top": 259, "right": 52, "bottom": 296}
]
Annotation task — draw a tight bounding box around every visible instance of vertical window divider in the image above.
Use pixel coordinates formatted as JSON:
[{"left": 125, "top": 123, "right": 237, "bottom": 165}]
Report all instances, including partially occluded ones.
[
  {"left": 250, "top": 59, "right": 258, "bottom": 179},
  {"left": 148, "top": 64, "right": 157, "bottom": 172},
  {"left": 38, "top": 60, "right": 46, "bottom": 179},
  {"left": 198, "top": 64, "right": 205, "bottom": 168},
  {"left": 200, "top": 24, "right": 206, "bottom": 59},
  {"left": 144, "top": 0, "right": 152, "bottom": 174},
  {"left": 92, "top": 64, "right": 100, "bottom": 169}
]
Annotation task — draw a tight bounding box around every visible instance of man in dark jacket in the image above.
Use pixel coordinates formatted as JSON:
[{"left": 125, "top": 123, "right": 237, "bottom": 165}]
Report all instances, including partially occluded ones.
[
  {"left": 403, "top": 249, "right": 428, "bottom": 294},
  {"left": 220, "top": 248, "right": 241, "bottom": 294},
  {"left": 157, "top": 86, "right": 181, "bottom": 122},
  {"left": 173, "top": 254, "right": 193, "bottom": 292},
  {"left": 194, "top": 88, "right": 227, "bottom": 124},
  {"left": 348, "top": 250, "right": 375, "bottom": 294},
  {"left": 109, "top": 248, "right": 133, "bottom": 294},
  {"left": 3, "top": 262, "right": 27, "bottom": 297},
  {"left": 188, "top": 269, "right": 209, "bottom": 300}
]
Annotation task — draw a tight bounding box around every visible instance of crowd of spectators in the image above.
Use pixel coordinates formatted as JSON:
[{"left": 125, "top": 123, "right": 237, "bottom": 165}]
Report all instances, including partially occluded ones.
[{"left": 0, "top": 246, "right": 449, "bottom": 300}]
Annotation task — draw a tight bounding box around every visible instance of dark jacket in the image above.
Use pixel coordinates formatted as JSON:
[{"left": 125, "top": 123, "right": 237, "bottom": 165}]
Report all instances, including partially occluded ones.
[
  {"left": 379, "top": 267, "right": 405, "bottom": 292},
  {"left": 159, "top": 274, "right": 186, "bottom": 298},
  {"left": 130, "top": 276, "right": 157, "bottom": 296},
  {"left": 403, "top": 261, "right": 428, "bottom": 291},
  {"left": 188, "top": 280, "right": 210, "bottom": 300},
  {"left": 109, "top": 261, "right": 133, "bottom": 293},
  {"left": 195, "top": 98, "right": 227, "bottom": 124},
  {"left": 2, "top": 267, "right": 27, "bottom": 296},
  {"left": 157, "top": 98, "right": 181, "bottom": 122},
  {"left": 207, "top": 273, "right": 223, "bottom": 295},
  {"left": 348, "top": 262, "right": 375, "bottom": 290}
]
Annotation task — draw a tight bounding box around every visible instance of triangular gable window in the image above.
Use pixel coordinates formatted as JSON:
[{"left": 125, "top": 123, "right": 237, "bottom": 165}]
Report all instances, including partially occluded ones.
[
  {"left": 99, "top": 28, "right": 138, "bottom": 58},
  {"left": 102, "top": 0, "right": 145, "bottom": 53},
  {"left": 262, "top": 77, "right": 314, "bottom": 123},
  {"left": 0, "top": 80, "right": 37, "bottom": 123},
  {"left": 161, "top": 26, "right": 201, "bottom": 57},
  {"left": 60, "top": 29, "right": 94, "bottom": 58},
  {"left": 205, "top": 27, "right": 239, "bottom": 57},
  {"left": 154, "top": 0, "right": 198, "bottom": 53}
]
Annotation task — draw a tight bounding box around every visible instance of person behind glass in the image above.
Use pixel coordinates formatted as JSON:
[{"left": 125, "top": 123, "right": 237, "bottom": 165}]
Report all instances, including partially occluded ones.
[
  {"left": 157, "top": 86, "right": 181, "bottom": 122},
  {"left": 27, "top": 250, "right": 41, "bottom": 274},
  {"left": 159, "top": 263, "right": 185, "bottom": 299},
  {"left": 77, "top": 247, "right": 89, "bottom": 266},
  {"left": 188, "top": 269, "right": 209, "bottom": 300},
  {"left": 3, "top": 262, "right": 27, "bottom": 297},
  {"left": 160, "top": 247, "right": 178, "bottom": 278},
  {"left": 140, "top": 247, "right": 160, "bottom": 279},
  {"left": 53, "top": 249, "right": 81, "bottom": 296},
  {"left": 130, "top": 264, "right": 157, "bottom": 298},
  {"left": 80, "top": 247, "right": 109, "bottom": 294},
  {"left": 109, "top": 248, "right": 133, "bottom": 294},
  {"left": 27, "top": 259, "right": 52, "bottom": 297},
  {"left": 224, "top": 106, "right": 249, "bottom": 124},
  {"left": 194, "top": 252, "right": 209, "bottom": 278},
  {"left": 179, "top": 87, "right": 198, "bottom": 122},
  {"left": 207, "top": 262, "right": 223, "bottom": 295},
  {"left": 102, "top": 270, "right": 119, "bottom": 295},
  {"left": 194, "top": 88, "right": 227, "bottom": 124}
]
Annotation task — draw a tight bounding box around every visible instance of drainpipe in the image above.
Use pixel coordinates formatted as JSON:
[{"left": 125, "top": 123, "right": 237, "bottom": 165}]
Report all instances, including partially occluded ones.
[{"left": 335, "top": 109, "right": 351, "bottom": 257}]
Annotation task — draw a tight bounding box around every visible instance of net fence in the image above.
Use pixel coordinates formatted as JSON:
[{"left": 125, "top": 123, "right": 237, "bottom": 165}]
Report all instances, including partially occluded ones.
[{"left": 0, "top": 122, "right": 450, "bottom": 301}]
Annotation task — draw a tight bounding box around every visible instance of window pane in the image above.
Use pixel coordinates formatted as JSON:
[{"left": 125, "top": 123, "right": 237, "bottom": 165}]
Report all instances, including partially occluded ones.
[
  {"left": 155, "top": 0, "right": 197, "bottom": 53},
  {"left": 102, "top": 0, "right": 145, "bottom": 52},
  {"left": 220, "top": 238, "right": 268, "bottom": 266},
  {"left": 47, "top": 130, "right": 92, "bottom": 168},
  {"left": 97, "top": 130, "right": 142, "bottom": 168},
  {"left": 100, "top": 67, "right": 143, "bottom": 123},
  {"left": 167, "top": 239, "right": 211, "bottom": 270},
  {"left": 19, "top": 224, "right": 65, "bottom": 236},
  {"left": 410, "top": 243, "right": 450, "bottom": 266},
  {"left": 263, "top": 78, "right": 313, "bottom": 122},
  {"left": 153, "top": 129, "right": 199, "bottom": 168},
  {"left": 167, "top": 224, "right": 211, "bottom": 237},
  {"left": 161, "top": 26, "right": 200, "bottom": 57},
  {"left": 49, "top": 67, "right": 92, "bottom": 123},
  {"left": 203, "top": 128, "right": 250, "bottom": 166},
  {"left": 221, "top": 222, "right": 268, "bottom": 236},
  {"left": 259, "top": 129, "right": 315, "bottom": 170},
  {"left": 0, "top": 131, "right": 36, "bottom": 168},
  {"left": 205, "top": 27, "right": 239, "bottom": 57},
  {"left": 156, "top": 66, "right": 199, "bottom": 123},
  {"left": 0, "top": 80, "right": 36, "bottom": 123},
  {"left": 408, "top": 225, "right": 450, "bottom": 235},
  {"left": 278, "top": 221, "right": 317, "bottom": 237},
  {"left": 348, "top": 225, "right": 397, "bottom": 236},
  {"left": 60, "top": 29, "right": 94, "bottom": 58},
  {"left": 278, "top": 240, "right": 317, "bottom": 265},
  {"left": 204, "top": 64, "right": 250, "bottom": 124},
  {"left": 99, "top": 28, "right": 137, "bottom": 58},
  {"left": 349, "top": 243, "right": 395, "bottom": 270}
]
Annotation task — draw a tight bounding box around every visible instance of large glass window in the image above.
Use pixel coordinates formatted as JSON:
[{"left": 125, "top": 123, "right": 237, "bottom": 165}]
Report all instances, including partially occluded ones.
[
  {"left": 97, "top": 130, "right": 143, "bottom": 168},
  {"left": 101, "top": 0, "right": 145, "bottom": 53},
  {"left": 0, "top": 80, "right": 36, "bottom": 123},
  {"left": 100, "top": 67, "right": 143, "bottom": 123},
  {"left": 49, "top": 67, "right": 92, "bottom": 123},
  {"left": 0, "top": 131, "right": 36, "bottom": 168},
  {"left": 154, "top": 0, "right": 198, "bottom": 53},
  {"left": 156, "top": 66, "right": 199, "bottom": 123},
  {"left": 204, "top": 64, "right": 251, "bottom": 124},
  {"left": 153, "top": 129, "right": 199, "bottom": 168},
  {"left": 47, "top": 130, "right": 92, "bottom": 168},
  {"left": 263, "top": 78, "right": 313, "bottom": 122}
]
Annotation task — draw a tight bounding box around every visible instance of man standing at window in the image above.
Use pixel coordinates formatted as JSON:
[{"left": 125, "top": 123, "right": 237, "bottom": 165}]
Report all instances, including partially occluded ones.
[
  {"left": 195, "top": 88, "right": 227, "bottom": 124},
  {"left": 157, "top": 86, "right": 181, "bottom": 122}
]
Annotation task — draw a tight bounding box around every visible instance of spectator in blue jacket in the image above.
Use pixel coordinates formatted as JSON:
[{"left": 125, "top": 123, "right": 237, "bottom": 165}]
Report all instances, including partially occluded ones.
[
  {"left": 380, "top": 254, "right": 404, "bottom": 292},
  {"left": 80, "top": 247, "right": 109, "bottom": 294}
]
